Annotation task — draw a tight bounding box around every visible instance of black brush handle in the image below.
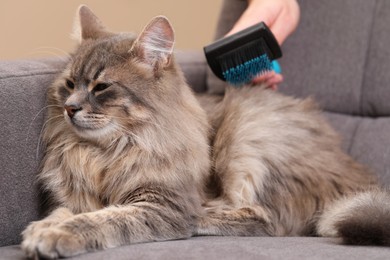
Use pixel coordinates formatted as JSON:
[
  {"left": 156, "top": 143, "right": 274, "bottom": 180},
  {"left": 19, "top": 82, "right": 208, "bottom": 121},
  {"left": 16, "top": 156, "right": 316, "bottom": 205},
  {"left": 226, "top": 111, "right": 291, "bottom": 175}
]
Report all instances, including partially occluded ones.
[{"left": 204, "top": 22, "right": 282, "bottom": 81}]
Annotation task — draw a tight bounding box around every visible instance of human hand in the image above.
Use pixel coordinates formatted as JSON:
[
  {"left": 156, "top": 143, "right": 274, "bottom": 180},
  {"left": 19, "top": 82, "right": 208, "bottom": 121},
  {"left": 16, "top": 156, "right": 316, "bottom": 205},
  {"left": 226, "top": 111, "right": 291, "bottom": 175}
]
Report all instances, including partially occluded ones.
[{"left": 227, "top": 0, "right": 300, "bottom": 89}]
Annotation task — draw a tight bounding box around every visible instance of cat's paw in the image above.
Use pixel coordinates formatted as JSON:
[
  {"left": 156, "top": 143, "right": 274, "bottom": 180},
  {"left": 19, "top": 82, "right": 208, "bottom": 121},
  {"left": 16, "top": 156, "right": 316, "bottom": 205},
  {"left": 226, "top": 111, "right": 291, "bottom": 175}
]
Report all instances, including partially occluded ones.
[
  {"left": 21, "top": 220, "right": 57, "bottom": 258},
  {"left": 22, "top": 220, "right": 56, "bottom": 243},
  {"left": 22, "top": 227, "right": 87, "bottom": 259},
  {"left": 22, "top": 208, "right": 75, "bottom": 258}
]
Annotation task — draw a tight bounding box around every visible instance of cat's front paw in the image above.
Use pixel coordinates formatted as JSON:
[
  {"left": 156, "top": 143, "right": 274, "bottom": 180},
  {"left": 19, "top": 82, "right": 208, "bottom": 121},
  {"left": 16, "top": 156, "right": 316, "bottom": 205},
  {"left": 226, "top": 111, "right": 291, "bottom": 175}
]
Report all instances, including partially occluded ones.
[
  {"left": 22, "top": 208, "right": 75, "bottom": 258},
  {"left": 22, "top": 227, "right": 87, "bottom": 259},
  {"left": 21, "top": 220, "right": 57, "bottom": 259}
]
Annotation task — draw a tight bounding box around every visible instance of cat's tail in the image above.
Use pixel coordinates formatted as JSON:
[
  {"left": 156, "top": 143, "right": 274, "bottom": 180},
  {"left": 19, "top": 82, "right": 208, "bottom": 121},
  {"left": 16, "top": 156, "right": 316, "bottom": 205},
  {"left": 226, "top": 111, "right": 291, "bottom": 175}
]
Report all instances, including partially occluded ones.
[{"left": 317, "top": 189, "right": 390, "bottom": 246}]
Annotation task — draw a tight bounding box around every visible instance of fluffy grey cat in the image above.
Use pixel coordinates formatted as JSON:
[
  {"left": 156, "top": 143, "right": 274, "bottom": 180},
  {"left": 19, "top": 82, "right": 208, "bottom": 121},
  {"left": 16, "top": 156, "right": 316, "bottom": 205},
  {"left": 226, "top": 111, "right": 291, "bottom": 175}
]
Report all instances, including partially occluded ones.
[{"left": 21, "top": 5, "right": 390, "bottom": 259}]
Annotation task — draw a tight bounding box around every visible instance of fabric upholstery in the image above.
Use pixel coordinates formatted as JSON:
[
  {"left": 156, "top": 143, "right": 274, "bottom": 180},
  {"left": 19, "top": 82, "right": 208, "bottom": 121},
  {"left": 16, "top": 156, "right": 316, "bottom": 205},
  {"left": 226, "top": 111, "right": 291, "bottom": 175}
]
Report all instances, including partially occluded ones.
[
  {"left": 281, "top": 0, "right": 382, "bottom": 115},
  {"left": 360, "top": 1, "right": 390, "bottom": 116},
  {"left": 2, "top": 237, "right": 390, "bottom": 260}
]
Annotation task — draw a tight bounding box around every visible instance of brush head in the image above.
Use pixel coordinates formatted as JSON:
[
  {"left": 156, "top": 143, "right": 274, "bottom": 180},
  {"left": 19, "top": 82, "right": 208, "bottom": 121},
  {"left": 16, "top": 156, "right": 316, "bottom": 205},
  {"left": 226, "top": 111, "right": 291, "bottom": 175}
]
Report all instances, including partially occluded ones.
[{"left": 204, "top": 22, "right": 282, "bottom": 86}]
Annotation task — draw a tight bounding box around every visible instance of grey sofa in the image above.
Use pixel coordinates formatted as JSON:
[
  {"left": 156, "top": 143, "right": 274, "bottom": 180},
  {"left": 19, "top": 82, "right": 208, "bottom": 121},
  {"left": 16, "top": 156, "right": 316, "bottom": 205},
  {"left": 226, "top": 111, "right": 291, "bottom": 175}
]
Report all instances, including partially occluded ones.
[{"left": 1, "top": 0, "right": 390, "bottom": 259}]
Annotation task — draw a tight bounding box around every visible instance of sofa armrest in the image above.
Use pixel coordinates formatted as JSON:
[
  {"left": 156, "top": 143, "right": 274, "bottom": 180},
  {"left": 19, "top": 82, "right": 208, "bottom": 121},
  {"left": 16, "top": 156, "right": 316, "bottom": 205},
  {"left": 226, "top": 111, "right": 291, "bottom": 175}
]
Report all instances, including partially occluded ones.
[{"left": 0, "top": 58, "right": 65, "bottom": 246}]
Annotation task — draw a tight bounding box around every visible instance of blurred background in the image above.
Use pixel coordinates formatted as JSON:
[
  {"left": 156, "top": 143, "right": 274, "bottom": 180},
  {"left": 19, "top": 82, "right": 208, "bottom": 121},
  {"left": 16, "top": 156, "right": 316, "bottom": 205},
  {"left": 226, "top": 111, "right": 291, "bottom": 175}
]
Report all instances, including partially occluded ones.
[{"left": 0, "top": 0, "right": 223, "bottom": 60}]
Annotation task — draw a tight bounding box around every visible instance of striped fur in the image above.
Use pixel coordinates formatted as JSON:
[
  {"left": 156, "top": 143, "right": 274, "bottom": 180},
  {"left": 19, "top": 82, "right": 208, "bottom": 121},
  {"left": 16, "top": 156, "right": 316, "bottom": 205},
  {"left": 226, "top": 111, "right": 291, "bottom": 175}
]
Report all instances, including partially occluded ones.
[{"left": 21, "top": 6, "right": 389, "bottom": 259}]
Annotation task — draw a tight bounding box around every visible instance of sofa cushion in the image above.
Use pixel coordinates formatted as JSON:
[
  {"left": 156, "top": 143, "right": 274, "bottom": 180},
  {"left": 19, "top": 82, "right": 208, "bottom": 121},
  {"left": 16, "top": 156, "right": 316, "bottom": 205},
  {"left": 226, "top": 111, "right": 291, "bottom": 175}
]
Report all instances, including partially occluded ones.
[
  {"left": 280, "top": 0, "right": 390, "bottom": 116},
  {"left": 324, "top": 112, "right": 390, "bottom": 186},
  {"left": 359, "top": 0, "right": 390, "bottom": 116},
  {"left": 2, "top": 237, "right": 390, "bottom": 260},
  {"left": 280, "top": 0, "right": 376, "bottom": 114}
]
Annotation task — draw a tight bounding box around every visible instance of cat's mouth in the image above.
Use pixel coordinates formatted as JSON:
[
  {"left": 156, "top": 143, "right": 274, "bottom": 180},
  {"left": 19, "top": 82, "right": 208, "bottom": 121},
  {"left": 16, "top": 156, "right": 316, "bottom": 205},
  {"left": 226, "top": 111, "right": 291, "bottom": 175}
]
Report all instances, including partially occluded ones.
[{"left": 64, "top": 110, "right": 114, "bottom": 138}]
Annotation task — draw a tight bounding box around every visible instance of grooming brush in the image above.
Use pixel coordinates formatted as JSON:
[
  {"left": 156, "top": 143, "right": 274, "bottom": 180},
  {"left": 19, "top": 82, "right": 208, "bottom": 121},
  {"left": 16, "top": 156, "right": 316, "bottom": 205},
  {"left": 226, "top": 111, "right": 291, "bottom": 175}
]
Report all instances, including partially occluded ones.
[{"left": 204, "top": 22, "right": 282, "bottom": 86}]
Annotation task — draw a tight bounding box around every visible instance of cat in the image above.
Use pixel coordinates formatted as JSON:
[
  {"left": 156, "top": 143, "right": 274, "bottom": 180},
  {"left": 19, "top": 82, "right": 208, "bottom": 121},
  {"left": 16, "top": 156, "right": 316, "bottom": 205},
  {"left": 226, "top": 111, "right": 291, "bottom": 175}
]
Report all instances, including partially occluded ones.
[{"left": 21, "top": 5, "right": 390, "bottom": 259}]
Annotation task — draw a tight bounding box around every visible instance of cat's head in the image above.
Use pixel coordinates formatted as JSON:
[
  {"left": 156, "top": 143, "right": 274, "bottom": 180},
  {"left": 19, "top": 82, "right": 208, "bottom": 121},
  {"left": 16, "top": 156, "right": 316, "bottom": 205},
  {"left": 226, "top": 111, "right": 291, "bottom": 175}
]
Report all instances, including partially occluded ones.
[{"left": 50, "top": 5, "right": 192, "bottom": 144}]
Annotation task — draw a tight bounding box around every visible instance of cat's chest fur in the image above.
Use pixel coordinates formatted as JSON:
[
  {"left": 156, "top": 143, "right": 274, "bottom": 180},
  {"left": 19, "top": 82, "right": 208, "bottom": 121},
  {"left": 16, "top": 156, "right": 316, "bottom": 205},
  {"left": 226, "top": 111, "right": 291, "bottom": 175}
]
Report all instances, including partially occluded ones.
[{"left": 43, "top": 136, "right": 141, "bottom": 213}]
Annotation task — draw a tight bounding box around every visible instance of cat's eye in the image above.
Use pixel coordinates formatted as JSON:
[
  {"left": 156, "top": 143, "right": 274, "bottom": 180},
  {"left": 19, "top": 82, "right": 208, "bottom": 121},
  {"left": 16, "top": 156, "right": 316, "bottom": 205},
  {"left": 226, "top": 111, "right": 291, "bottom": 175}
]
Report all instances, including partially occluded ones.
[
  {"left": 66, "top": 79, "right": 74, "bottom": 89},
  {"left": 94, "top": 83, "right": 111, "bottom": 92}
]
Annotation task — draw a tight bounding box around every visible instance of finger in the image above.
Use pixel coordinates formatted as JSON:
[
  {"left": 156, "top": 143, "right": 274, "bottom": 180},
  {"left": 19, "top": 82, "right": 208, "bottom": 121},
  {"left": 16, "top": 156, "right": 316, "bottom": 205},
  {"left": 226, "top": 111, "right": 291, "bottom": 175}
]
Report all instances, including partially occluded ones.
[
  {"left": 265, "top": 73, "right": 284, "bottom": 86},
  {"left": 252, "top": 73, "right": 273, "bottom": 83},
  {"left": 252, "top": 71, "right": 280, "bottom": 84},
  {"left": 252, "top": 73, "right": 283, "bottom": 89}
]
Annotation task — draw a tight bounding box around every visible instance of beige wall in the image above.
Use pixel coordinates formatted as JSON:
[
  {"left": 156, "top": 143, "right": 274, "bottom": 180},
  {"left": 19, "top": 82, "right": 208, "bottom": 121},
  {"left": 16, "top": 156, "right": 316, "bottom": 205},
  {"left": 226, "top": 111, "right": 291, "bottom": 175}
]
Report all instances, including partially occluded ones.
[{"left": 0, "top": 0, "right": 223, "bottom": 60}]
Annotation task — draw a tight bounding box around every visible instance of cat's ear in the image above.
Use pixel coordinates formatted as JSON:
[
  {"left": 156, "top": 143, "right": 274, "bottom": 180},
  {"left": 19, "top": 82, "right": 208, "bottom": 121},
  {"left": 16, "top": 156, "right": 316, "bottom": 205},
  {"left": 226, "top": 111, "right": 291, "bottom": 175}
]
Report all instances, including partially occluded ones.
[
  {"left": 72, "top": 5, "right": 109, "bottom": 42},
  {"left": 132, "top": 16, "right": 175, "bottom": 69}
]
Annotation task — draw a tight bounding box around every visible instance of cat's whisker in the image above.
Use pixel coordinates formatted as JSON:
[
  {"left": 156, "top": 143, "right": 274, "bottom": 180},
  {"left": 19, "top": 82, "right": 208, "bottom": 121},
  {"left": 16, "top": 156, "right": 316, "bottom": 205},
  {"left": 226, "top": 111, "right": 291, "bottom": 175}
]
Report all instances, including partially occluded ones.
[
  {"left": 33, "top": 46, "right": 73, "bottom": 61},
  {"left": 26, "top": 105, "right": 64, "bottom": 145},
  {"left": 27, "top": 50, "right": 69, "bottom": 63},
  {"left": 108, "top": 121, "right": 148, "bottom": 148},
  {"left": 105, "top": 123, "right": 130, "bottom": 149},
  {"left": 110, "top": 122, "right": 139, "bottom": 140},
  {"left": 27, "top": 51, "right": 68, "bottom": 63},
  {"left": 35, "top": 115, "right": 64, "bottom": 160},
  {"left": 108, "top": 115, "right": 183, "bottom": 138},
  {"left": 35, "top": 46, "right": 71, "bottom": 57},
  {"left": 109, "top": 119, "right": 196, "bottom": 150}
]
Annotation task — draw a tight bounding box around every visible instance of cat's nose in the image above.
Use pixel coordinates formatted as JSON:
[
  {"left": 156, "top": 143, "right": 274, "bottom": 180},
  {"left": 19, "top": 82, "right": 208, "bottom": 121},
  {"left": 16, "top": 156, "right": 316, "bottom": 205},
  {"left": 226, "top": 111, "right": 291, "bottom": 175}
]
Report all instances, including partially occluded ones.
[{"left": 64, "top": 104, "right": 82, "bottom": 118}]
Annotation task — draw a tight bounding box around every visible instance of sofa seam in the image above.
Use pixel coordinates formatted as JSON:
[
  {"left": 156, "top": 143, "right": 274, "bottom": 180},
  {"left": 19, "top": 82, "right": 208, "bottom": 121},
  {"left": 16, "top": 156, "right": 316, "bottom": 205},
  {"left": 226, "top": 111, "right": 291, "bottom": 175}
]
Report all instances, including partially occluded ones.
[
  {"left": 346, "top": 118, "right": 362, "bottom": 155},
  {"left": 324, "top": 109, "right": 390, "bottom": 119},
  {"left": 358, "top": 0, "right": 378, "bottom": 116}
]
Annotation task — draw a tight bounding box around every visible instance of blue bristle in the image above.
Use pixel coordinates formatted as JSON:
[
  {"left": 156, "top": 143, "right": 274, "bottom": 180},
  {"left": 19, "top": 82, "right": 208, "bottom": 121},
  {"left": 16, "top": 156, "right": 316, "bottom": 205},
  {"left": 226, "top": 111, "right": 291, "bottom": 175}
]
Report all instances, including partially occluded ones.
[{"left": 222, "top": 54, "right": 273, "bottom": 86}]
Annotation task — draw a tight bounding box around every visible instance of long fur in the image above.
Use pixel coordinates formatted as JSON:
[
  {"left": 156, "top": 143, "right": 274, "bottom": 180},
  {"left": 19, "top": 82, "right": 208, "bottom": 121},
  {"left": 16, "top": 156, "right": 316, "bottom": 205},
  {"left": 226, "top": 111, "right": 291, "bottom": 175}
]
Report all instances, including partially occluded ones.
[
  {"left": 197, "top": 87, "right": 380, "bottom": 237},
  {"left": 318, "top": 189, "right": 390, "bottom": 245},
  {"left": 21, "top": 5, "right": 390, "bottom": 259}
]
